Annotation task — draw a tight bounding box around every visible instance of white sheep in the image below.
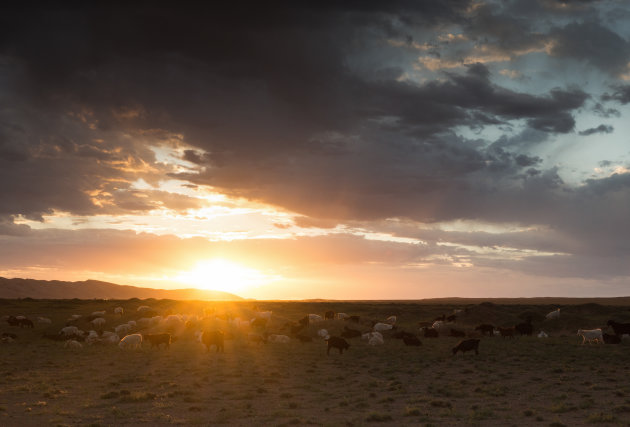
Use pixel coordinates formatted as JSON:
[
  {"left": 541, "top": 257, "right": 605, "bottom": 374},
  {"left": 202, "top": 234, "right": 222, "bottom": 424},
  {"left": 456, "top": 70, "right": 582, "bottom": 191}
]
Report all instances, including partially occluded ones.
[
  {"left": 308, "top": 314, "right": 323, "bottom": 323},
  {"left": 91, "top": 317, "right": 106, "bottom": 328},
  {"left": 163, "top": 314, "right": 184, "bottom": 330},
  {"left": 137, "top": 305, "right": 151, "bottom": 313},
  {"left": 114, "top": 307, "right": 124, "bottom": 316},
  {"left": 101, "top": 332, "right": 120, "bottom": 344},
  {"left": 60, "top": 326, "right": 81, "bottom": 337},
  {"left": 91, "top": 310, "right": 106, "bottom": 317},
  {"left": 373, "top": 322, "right": 393, "bottom": 332},
  {"left": 369, "top": 334, "right": 384, "bottom": 346},
  {"left": 362, "top": 331, "right": 383, "bottom": 341},
  {"left": 119, "top": 333, "right": 143, "bottom": 349},
  {"left": 85, "top": 331, "right": 100, "bottom": 345},
  {"left": 115, "top": 324, "right": 131, "bottom": 336},
  {"left": 317, "top": 329, "right": 329, "bottom": 339},
  {"left": 126, "top": 320, "right": 137, "bottom": 328},
  {"left": 577, "top": 328, "right": 603, "bottom": 345},
  {"left": 37, "top": 317, "right": 52, "bottom": 324},
  {"left": 64, "top": 340, "right": 83, "bottom": 349},
  {"left": 384, "top": 315, "right": 397, "bottom": 325},
  {"left": 545, "top": 308, "right": 560, "bottom": 320},
  {"left": 537, "top": 330, "right": 549, "bottom": 338},
  {"left": 267, "top": 334, "right": 290, "bottom": 343},
  {"left": 336, "top": 313, "right": 350, "bottom": 320}
]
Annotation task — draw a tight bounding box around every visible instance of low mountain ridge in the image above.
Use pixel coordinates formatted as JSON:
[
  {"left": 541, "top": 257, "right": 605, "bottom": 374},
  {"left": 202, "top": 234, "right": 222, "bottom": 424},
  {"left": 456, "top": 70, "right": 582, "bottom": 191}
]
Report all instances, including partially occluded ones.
[{"left": 0, "top": 277, "right": 242, "bottom": 300}]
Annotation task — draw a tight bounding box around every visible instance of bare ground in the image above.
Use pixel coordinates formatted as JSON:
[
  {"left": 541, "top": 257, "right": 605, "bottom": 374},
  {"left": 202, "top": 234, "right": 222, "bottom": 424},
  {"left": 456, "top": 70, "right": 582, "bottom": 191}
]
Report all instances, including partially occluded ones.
[{"left": 1, "top": 299, "right": 630, "bottom": 426}]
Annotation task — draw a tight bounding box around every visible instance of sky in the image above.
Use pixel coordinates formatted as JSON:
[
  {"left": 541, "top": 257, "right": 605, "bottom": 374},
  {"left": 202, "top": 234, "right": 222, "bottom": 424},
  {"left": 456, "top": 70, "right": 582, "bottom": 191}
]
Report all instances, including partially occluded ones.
[{"left": 2, "top": 1, "right": 630, "bottom": 299}]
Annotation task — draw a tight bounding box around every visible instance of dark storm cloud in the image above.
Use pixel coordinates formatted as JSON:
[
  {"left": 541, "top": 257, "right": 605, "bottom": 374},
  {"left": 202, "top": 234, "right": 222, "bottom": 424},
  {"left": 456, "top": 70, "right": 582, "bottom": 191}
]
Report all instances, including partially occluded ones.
[
  {"left": 548, "top": 22, "right": 630, "bottom": 76},
  {"left": 1, "top": 1, "right": 588, "bottom": 223},
  {"left": 601, "top": 85, "right": 630, "bottom": 104},
  {"left": 578, "top": 124, "right": 614, "bottom": 135},
  {"left": 2, "top": 1, "right": 630, "bottom": 284}
]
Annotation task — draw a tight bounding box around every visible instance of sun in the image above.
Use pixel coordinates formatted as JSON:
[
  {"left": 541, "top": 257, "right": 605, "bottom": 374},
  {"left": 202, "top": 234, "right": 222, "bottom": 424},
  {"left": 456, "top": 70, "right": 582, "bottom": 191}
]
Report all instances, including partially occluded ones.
[{"left": 175, "top": 259, "right": 266, "bottom": 294}]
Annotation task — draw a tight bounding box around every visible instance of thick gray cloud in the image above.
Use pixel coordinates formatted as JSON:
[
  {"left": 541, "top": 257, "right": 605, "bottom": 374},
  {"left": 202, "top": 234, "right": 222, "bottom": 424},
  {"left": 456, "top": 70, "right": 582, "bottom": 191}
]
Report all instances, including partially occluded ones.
[
  {"left": 1, "top": 1, "right": 630, "bottom": 287},
  {"left": 578, "top": 124, "right": 614, "bottom": 135}
]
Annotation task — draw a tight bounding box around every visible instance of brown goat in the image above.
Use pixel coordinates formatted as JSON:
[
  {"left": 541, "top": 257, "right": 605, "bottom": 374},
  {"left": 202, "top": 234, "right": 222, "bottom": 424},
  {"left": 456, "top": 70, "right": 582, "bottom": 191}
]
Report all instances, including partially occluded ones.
[{"left": 144, "top": 333, "right": 172, "bottom": 349}]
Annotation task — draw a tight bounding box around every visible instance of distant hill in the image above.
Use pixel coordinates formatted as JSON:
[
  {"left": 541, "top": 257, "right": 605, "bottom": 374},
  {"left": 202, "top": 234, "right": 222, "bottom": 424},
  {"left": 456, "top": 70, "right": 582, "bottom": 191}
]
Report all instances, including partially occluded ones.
[{"left": 0, "top": 277, "right": 242, "bottom": 300}]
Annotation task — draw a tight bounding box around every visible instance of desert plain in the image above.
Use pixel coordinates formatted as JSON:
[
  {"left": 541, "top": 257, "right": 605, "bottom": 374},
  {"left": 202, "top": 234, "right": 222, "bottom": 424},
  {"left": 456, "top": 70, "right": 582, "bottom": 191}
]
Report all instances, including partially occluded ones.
[{"left": 1, "top": 298, "right": 630, "bottom": 426}]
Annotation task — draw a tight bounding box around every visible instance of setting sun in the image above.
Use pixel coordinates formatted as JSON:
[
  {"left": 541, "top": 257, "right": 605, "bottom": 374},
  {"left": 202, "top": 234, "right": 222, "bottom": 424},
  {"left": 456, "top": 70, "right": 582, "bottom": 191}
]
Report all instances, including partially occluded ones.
[{"left": 175, "top": 259, "right": 268, "bottom": 295}]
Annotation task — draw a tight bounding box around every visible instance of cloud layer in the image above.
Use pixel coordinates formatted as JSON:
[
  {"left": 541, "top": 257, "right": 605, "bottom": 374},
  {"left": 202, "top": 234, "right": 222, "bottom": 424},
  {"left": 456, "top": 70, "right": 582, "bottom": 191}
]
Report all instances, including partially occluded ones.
[{"left": 2, "top": 1, "right": 630, "bottom": 295}]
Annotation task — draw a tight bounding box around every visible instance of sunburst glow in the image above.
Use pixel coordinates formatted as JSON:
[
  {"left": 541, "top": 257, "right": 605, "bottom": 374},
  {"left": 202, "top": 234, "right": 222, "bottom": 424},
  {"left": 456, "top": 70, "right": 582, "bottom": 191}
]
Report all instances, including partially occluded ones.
[{"left": 175, "top": 259, "right": 268, "bottom": 294}]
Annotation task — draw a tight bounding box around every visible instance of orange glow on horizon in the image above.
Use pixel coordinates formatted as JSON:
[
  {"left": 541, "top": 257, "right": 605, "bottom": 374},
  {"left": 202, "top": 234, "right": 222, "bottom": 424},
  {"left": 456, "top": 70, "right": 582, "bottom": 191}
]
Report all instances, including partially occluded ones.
[{"left": 174, "top": 258, "right": 271, "bottom": 295}]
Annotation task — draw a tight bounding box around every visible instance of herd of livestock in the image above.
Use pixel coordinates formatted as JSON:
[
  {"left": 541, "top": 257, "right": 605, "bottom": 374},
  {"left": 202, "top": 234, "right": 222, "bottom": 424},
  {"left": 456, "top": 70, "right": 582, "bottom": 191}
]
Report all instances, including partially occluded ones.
[{"left": 2, "top": 305, "right": 630, "bottom": 356}]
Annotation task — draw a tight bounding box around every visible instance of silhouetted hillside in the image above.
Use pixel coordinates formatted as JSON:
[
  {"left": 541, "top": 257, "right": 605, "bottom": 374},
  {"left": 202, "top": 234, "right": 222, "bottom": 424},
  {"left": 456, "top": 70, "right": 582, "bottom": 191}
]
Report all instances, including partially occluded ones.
[{"left": 0, "top": 277, "right": 242, "bottom": 300}]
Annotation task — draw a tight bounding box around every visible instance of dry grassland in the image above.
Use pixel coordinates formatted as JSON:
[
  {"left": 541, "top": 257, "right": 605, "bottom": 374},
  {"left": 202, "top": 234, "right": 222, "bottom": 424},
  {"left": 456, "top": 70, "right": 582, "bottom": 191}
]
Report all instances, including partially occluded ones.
[{"left": 1, "top": 298, "right": 630, "bottom": 426}]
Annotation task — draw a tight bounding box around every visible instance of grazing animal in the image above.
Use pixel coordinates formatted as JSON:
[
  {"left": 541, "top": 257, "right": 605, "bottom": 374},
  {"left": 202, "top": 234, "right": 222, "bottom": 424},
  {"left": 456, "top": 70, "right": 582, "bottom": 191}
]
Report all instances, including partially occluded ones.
[
  {"left": 423, "top": 328, "right": 438, "bottom": 338},
  {"left": 101, "top": 332, "right": 120, "bottom": 344},
  {"left": 362, "top": 331, "right": 382, "bottom": 340},
  {"left": 201, "top": 330, "right": 225, "bottom": 352},
  {"left": 537, "top": 330, "right": 549, "bottom": 338},
  {"left": 267, "top": 334, "right": 290, "bottom": 343},
  {"left": 114, "top": 307, "right": 124, "bottom": 316},
  {"left": 115, "top": 324, "right": 132, "bottom": 336},
  {"left": 91, "top": 311, "right": 106, "bottom": 317},
  {"left": 326, "top": 336, "right": 349, "bottom": 355},
  {"left": 497, "top": 327, "right": 515, "bottom": 339},
  {"left": 474, "top": 324, "right": 495, "bottom": 336},
  {"left": 373, "top": 322, "right": 393, "bottom": 332},
  {"left": 37, "top": 317, "right": 52, "bottom": 324},
  {"left": 545, "top": 308, "right": 560, "bottom": 320},
  {"left": 577, "top": 328, "right": 603, "bottom": 345},
  {"left": 324, "top": 310, "right": 335, "bottom": 320},
  {"left": 17, "top": 318, "right": 34, "bottom": 328},
  {"left": 603, "top": 333, "right": 621, "bottom": 344},
  {"left": 369, "top": 334, "right": 384, "bottom": 345},
  {"left": 432, "top": 321, "right": 451, "bottom": 334},
  {"left": 119, "top": 334, "right": 143, "bottom": 349},
  {"left": 607, "top": 320, "right": 630, "bottom": 336},
  {"left": 308, "top": 314, "right": 323, "bottom": 323},
  {"left": 448, "top": 328, "right": 466, "bottom": 338},
  {"left": 402, "top": 335, "right": 422, "bottom": 346},
  {"left": 317, "top": 329, "right": 329, "bottom": 340},
  {"left": 163, "top": 315, "right": 184, "bottom": 331},
  {"left": 64, "top": 340, "right": 83, "bottom": 349},
  {"left": 341, "top": 326, "right": 361, "bottom": 339},
  {"left": 91, "top": 318, "right": 105, "bottom": 328},
  {"left": 144, "top": 333, "right": 172, "bottom": 349},
  {"left": 137, "top": 305, "right": 151, "bottom": 313},
  {"left": 515, "top": 321, "right": 533, "bottom": 336},
  {"left": 60, "top": 326, "right": 81, "bottom": 337},
  {"left": 336, "top": 313, "right": 350, "bottom": 320},
  {"left": 384, "top": 315, "right": 397, "bottom": 325},
  {"left": 452, "top": 339, "right": 480, "bottom": 355}
]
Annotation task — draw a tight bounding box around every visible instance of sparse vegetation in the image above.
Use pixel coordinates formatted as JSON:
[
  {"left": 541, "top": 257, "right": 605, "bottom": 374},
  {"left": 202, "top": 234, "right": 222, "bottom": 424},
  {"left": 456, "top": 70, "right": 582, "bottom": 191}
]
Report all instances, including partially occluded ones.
[{"left": 1, "top": 298, "right": 630, "bottom": 425}]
